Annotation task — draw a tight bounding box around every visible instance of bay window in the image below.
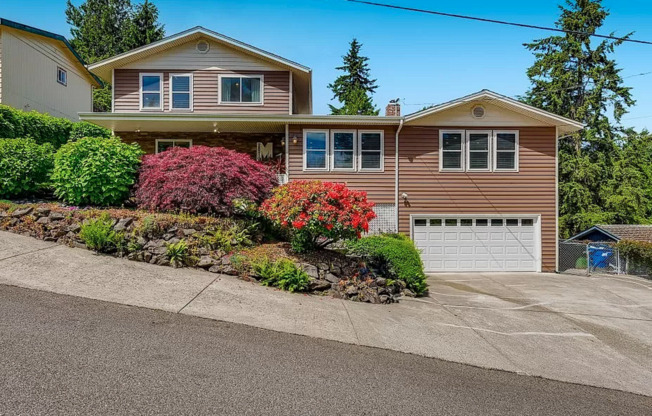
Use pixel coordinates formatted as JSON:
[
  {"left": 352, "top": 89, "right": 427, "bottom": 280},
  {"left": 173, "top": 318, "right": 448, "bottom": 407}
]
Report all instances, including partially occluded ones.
[
  {"left": 170, "top": 74, "right": 192, "bottom": 110},
  {"left": 331, "top": 130, "right": 356, "bottom": 170},
  {"left": 140, "top": 73, "right": 163, "bottom": 110},
  {"left": 219, "top": 75, "right": 262, "bottom": 104}
]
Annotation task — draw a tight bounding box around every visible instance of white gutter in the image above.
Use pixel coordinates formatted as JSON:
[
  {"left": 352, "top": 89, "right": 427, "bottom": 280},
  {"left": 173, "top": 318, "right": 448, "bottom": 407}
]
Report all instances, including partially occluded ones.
[{"left": 394, "top": 119, "right": 404, "bottom": 232}]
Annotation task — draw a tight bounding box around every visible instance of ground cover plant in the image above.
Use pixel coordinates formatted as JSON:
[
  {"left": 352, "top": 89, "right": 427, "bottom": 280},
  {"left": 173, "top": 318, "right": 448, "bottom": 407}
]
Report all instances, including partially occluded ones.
[{"left": 0, "top": 138, "right": 54, "bottom": 198}]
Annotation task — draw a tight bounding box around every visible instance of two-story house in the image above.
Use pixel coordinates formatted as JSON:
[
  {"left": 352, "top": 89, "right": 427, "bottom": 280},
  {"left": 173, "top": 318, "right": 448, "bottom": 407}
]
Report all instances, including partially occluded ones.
[
  {"left": 80, "top": 26, "right": 583, "bottom": 273},
  {"left": 0, "top": 18, "right": 101, "bottom": 120}
]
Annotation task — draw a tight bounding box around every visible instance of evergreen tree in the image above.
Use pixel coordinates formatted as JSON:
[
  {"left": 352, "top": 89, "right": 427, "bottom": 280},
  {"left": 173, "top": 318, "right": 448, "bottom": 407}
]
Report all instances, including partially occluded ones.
[
  {"left": 522, "top": 0, "right": 636, "bottom": 237},
  {"left": 128, "top": 0, "right": 165, "bottom": 49},
  {"left": 66, "top": 0, "right": 165, "bottom": 111},
  {"left": 328, "top": 39, "right": 379, "bottom": 115}
]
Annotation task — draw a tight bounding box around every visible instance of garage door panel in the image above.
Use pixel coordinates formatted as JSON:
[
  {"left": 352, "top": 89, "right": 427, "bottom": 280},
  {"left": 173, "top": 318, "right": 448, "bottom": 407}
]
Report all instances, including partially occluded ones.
[{"left": 413, "top": 216, "right": 539, "bottom": 272}]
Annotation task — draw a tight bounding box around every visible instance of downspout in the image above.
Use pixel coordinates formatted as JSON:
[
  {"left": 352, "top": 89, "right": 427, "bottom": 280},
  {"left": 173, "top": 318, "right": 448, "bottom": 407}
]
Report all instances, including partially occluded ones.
[
  {"left": 394, "top": 119, "right": 404, "bottom": 233},
  {"left": 555, "top": 126, "right": 559, "bottom": 273},
  {"left": 285, "top": 123, "right": 290, "bottom": 183}
]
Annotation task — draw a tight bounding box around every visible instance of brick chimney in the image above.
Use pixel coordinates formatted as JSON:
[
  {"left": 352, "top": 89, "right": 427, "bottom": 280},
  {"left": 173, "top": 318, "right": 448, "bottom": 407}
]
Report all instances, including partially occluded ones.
[{"left": 385, "top": 100, "right": 401, "bottom": 117}]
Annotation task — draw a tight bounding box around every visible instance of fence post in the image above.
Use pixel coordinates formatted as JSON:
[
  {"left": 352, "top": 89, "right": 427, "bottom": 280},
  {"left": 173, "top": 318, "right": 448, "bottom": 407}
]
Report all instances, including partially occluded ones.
[{"left": 586, "top": 244, "right": 590, "bottom": 276}]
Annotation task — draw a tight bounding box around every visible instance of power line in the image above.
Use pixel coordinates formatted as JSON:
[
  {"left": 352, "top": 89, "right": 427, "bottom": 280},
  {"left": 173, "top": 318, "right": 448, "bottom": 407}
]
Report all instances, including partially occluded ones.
[{"left": 347, "top": 0, "right": 652, "bottom": 45}]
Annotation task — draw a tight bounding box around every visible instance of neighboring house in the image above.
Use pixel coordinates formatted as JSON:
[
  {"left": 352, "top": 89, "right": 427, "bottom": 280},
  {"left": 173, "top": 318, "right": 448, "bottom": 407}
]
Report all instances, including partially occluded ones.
[
  {"left": 80, "top": 26, "right": 583, "bottom": 273},
  {"left": 566, "top": 225, "right": 652, "bottom": 243},
  {"left": 0, "top": 18, "right": 101, "bottom": 120}
]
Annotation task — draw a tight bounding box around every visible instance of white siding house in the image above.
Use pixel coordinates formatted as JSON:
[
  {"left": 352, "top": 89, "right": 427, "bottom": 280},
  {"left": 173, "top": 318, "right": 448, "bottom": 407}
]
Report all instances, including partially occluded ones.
[{"left": 0, "top": 18, "right": 101, "bottom": 120}]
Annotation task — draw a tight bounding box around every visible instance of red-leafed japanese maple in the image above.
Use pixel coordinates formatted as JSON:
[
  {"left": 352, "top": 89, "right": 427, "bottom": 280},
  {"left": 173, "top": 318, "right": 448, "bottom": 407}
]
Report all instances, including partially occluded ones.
[
  {"left": 135, "top": 146, "right": 277, "bottom": 215},
  {"left": 260, "top": 180, "right": 376, "bottom": 252}
]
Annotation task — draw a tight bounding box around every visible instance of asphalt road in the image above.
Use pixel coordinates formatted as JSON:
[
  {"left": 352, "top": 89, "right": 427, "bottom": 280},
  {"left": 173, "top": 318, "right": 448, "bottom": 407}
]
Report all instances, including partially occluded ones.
[{"left": 0, "top": 285, "right": 650, "bottom": 416}]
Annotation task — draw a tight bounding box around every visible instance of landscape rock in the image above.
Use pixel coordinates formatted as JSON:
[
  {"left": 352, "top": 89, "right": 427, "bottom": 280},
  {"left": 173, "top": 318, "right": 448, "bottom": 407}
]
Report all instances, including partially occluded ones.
[
  {"left": 301, "top": 263, "right": 320, "bottom": 279},
  {"left": 11, "top": 207, "right": 33, "bottom": 218},
  {"left": 49, "top": 212, "right": 65, "bottom": 221},
  {"left": 182, "top": 228, "right": 197, "bottom": 236},
  {"left": 36, "top": 207, "right": 51, "bottom": 216},
  {"left": 36, "top": 217, "right": 50, "bottom": 225},
  {"left": 208, "top": 265, "right": 222, "bottom": 273},
  {"left": 66, "top": 224, "right": 81, "bottom": 233},
  {"left": 403, "top": 289, "right": 416, "bottom": 297},
  {"left": 324, "top": 273, "right": 340, "bottom": 284},
  {"left": 197, "top": 256, "right": 215, "bottom": 269},
  {"left": 113, "top": 217, "right": 133, "bottom": 232},
  {"left": 309, "top": 280, "right": 331, "bottom": 291}
]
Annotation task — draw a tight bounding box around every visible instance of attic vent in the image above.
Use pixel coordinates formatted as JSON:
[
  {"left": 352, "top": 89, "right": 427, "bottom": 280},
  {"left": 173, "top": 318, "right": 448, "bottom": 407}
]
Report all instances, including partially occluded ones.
[
  {"left": 471, "top": 105, "right": 485, "bottom": 118},
  {"left": 196, "top": 40, "right": 210, "bottom": 53}
]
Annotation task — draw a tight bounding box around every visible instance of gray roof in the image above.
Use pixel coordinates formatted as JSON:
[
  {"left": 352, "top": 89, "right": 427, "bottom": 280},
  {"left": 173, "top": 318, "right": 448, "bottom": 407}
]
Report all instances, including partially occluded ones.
[{"left": 569, "top": 224, "right": 652, "bottom": 242}]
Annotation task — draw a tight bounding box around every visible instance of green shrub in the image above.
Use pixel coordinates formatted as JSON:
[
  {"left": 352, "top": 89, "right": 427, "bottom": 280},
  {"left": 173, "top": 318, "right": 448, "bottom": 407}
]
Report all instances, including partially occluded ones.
[
  {"left": 251, "top": 257, "right": 311, "bottom": 292},
  {"left": 0, "top": 138, "right": 54, "bottom": 198},
  {"left": 70, "top": 122, "right": 112, "bottom": 141},
  {"left": 201, "top": 222, "right": 256, "bottom": 252},
  {"left": 166, "top": 240, "right": 188, "bottom": 267},
  {"left": 346, "top": 233, "right": 427, "bottom": 295},
  {"left": 52, "top": 137, "right": 143, "bottom": 206},
  {"left": 79, "top": 214, "right": 122, "bottom": 252},
  {"left": 575, "top": 256, "right": 588, "bottom": 269},
  {"left": 616, "top": 240, "right": 652, "bottom": 270}
]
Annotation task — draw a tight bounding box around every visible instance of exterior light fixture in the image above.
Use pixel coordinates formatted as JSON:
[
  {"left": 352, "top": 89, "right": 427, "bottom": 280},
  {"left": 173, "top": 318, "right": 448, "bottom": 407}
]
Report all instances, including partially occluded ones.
[{"left": 292, "top": 135, "right": 298, "bottom": 145}]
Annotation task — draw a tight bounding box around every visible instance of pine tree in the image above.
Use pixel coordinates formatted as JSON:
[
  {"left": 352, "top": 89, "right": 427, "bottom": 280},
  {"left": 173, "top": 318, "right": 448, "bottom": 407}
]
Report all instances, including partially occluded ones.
[
  {"left": 66, "top": 0, "right": 165, "bottom": 112},
  {"left": 328, "top": 39, "right": 379, "bottom": 115},
  {"left": 522, "top": 0, "right": 635, "bottom": 236}
]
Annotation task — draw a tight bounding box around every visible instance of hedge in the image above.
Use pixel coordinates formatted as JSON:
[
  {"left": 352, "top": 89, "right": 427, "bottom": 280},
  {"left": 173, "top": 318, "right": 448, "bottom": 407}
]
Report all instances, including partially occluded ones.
[
  {"left": 52, "top": 137, "right": 143, "bottom": 206},
  {"left": 346, "top": 233, "right": 428, "bottom": 295},
  {"left": 0, "top": 138, "right": 54, "bottom": 198},
  {"left": 0, "top": 104, "right": 111, "bottom": 148},
  {"left": 615, "top": 239, "right": 652, "bottom": 270}
]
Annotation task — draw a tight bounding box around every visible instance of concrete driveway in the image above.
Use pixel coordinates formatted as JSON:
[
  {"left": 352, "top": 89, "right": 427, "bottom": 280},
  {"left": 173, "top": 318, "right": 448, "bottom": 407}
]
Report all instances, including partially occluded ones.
[
  {"left": 423, "top": 272, "right": 652, "bottom": 396},
  {"left": 1, "top": 231, "right": 651, "bottom": 396}
]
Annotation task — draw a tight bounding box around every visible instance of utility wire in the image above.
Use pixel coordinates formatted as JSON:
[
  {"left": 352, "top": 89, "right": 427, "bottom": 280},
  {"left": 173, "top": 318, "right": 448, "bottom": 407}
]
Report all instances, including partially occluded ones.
[{"left": 347, "top": 0, "right": 652, "bottom": 45}]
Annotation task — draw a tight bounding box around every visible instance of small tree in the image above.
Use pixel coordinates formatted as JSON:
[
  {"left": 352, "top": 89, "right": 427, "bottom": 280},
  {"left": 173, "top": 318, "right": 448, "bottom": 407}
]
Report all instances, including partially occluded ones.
[
  {"left": 328, "top": 38, "right": 379, "bottom": 115},
  {"left": 260, "top": 181, "right": 377, "bottom": 252}
]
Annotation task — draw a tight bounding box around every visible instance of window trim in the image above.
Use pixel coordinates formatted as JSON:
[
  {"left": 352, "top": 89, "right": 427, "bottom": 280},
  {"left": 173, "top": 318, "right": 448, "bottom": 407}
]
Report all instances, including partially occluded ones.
[
  {"left": 465, "top": 130, "right": 492, "bottom": 172},
  {"left": 169, "top": 73, "right": 193, "bottom": 111},
  {"left": 303, "top": 129, "right": 329, "bottom": 171},
  {"left": 330, "top": 129, "right": 357, "bottom": 171},
  {"left": 139, "top": 72, "right": 163, "bottom": 111},
  {"left": 358, "top": 130, "right": 384, "bottom": 172},
  {"left": 439, "top": 130, "right": 466, "bottom": 172},
  {"left": 217, "top": 74, "right": 264, "bottom": 105},
  {"left": 155, "top": 139, "right": 192, "bottom": 154},
  {"left": 57, "top": 67, "right": 67, "bottom": 86},
  {"left": 493, "top": 130, "right": 519, "bottom": 172}
]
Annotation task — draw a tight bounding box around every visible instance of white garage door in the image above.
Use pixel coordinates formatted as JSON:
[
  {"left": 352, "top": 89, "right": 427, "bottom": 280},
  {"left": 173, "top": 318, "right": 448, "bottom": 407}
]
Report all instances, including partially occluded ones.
[{"left": 412, "top": 216, "right": 540, "bottom": 272}]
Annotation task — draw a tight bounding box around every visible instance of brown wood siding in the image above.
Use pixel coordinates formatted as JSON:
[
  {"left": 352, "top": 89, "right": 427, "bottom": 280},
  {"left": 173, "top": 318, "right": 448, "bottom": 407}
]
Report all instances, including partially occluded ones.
[
  {"left": 287, "top": 125, "right": 397, "bottom": 204},
  {"left": 113, "top": 69, "right": 290, "bottom": 114},
  {"left": 397, "top": 126, "right": 557, "bottom": 272}
]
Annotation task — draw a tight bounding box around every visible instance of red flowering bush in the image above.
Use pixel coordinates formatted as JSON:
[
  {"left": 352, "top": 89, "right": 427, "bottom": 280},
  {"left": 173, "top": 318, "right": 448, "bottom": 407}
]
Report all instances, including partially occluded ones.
[
  {"left": 260, "top": 180, "right": 376, "bottom": 252},
  {"left": 135, "top": 146, "right": 277, "bottom": 215}
]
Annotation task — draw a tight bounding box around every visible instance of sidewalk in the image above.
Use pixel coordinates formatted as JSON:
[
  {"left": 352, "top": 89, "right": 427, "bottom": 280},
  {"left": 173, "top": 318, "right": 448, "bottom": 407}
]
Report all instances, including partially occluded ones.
[{"left": 1, "top": 230, "right": 651, "bottom": 397}]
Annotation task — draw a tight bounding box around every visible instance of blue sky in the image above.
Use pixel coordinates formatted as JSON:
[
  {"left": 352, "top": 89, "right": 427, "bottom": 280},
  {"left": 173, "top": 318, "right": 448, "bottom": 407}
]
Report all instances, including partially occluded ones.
[{"left": 3, "top": 0, "right": 652, "bottom": 130}]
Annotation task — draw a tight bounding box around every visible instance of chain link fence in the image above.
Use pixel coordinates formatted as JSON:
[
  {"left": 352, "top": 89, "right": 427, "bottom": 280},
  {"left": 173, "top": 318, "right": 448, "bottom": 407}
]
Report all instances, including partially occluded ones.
[{"left": 559, "top": 241, "right": 626, "bottom": 276}]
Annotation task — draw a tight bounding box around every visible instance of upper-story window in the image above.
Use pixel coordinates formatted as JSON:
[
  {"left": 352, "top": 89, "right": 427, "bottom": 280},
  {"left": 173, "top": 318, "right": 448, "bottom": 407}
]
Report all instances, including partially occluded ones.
[
  {"left": 170, "top": 74, "right": 193, "bottom": 110},
  {"left": 440, "top": 130, "right": 519, "bottom": 172},
  {"left": 219, "top": 75, "right": 263, "bottom": 104},
  {"left": 57, "top": 67, "right": 67, "bottom": 86},
  {"left": 140, "top": 73, "right": 163, "bottom": 110}
]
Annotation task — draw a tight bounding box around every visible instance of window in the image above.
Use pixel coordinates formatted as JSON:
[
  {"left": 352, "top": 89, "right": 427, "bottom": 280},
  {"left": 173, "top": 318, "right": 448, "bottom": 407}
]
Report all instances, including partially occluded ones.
[
  {"left": 506, "top": 219, "right": 519, "bottom": 226},
  {"left": 521, "top": 219, "right": 534, "bottom": 226},
  {"left": 57, "top": 67, "right": 67, "bottom": 86},
  {"left": 429, "top": 219, "right": 442, "bottom": 226},
  {"left": 494, "top": 131, "right": 519, "bottom": 171},
  {"left": 491, "top": 219, "right": 504, "bottom": 226},
  {"left": 414, "top": 219, "right": 427, "bottom": 226},
  {"left": 441, "top": 130, "right": 519, "bottom": 172},
  {"left": 219, "top": 75, "right": 262, "bottom": 104},
  {"left": 460, "top": 219, "right": 473, "bottom": 226},
  {"left": 466, "top": 131, "right": 491, "bottom": 171},
  {"left": 475, "top": 219, "right": 488, "bottom": 226},
  {"left": 304, "top": 130, "right": 328, "bottom": 170},
  {"left": 170, "top": 74, "right": 192, "bottom": 110},
  {"left": 331, "top": 130, "right": 356, "bottom": 170},
  {"left": 445, "top": 219, "right": 458, "bottom": 226},
  {"left": 359, "top": 131, "right": 383, "bottom": 171},
  {"left": 140, "top": 73, "right": 163, "bottom": 110},
  {"left": 440, "top": 130, "right": 464, "bottom": 171},
  {"left": 156, "top": 139, "right": 192, "bottom": 154}
]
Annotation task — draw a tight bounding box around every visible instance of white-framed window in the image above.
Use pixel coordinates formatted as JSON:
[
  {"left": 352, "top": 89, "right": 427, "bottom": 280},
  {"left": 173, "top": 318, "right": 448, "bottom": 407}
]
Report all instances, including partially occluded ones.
[
  {"left": 494, "top": 130, "right": 519, "bottom": 171},
  {"left": 170, "top": 73, "right": 193, "bottom": 111},
  {"left": 466, "top": 130, "right": 491, "bottom": 171},
  {"left": 303, "top": 130, "right": 329, "bottom": 170},
  {"left": 218, "top": 74, "right": 263, "bottom": 104},
  {"left": 331, "top": 130, "right": 356, "bottom": 171},
  {"left": 57, "top": 67, "right": 67, "bottom": 86},
  {"left": 140, "top": 73, "right": 163, "bottom": 110},
  {"left": 440, "top": 130, "right": 465, "bottom": 172},
  {"left": 155, "top": 139, "right": 192, "bottom": 154},
  {"left": 358, "top": 130, "right": 384, "bottom": 171},
  {"left": 440, "top": 129, "right": 520, "bottom": 172}
]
